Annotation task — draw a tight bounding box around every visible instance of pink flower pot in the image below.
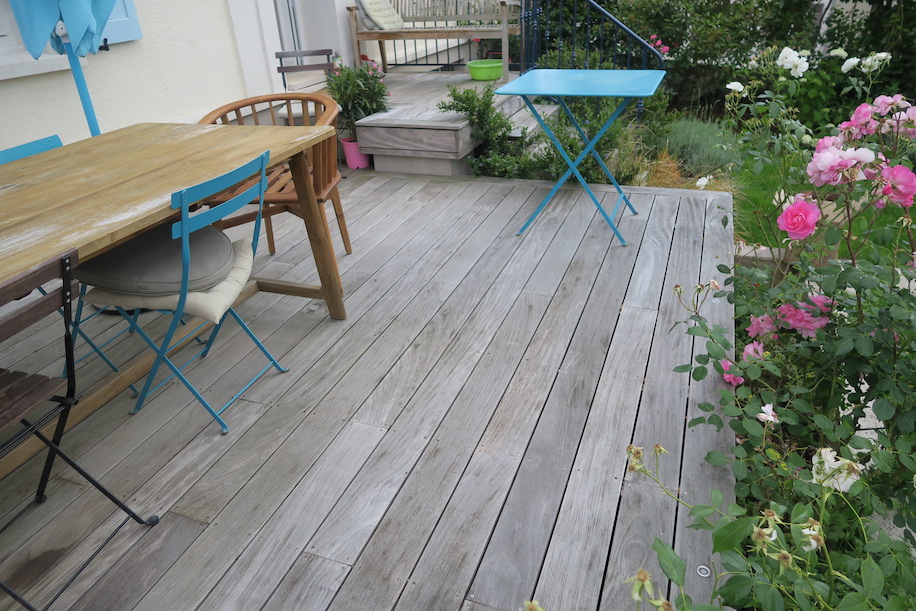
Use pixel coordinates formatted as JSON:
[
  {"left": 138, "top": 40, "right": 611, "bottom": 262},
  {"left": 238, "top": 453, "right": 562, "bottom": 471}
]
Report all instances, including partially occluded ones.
[{"left": 341, "top": 138, "right": 370, "bottom": 169}]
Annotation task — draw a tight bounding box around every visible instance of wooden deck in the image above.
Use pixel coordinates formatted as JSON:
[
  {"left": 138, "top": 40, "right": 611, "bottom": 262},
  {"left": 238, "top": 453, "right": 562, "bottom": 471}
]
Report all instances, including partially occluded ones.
[{"left": 0, "top": 173, "right": 734, "bottom": 611}]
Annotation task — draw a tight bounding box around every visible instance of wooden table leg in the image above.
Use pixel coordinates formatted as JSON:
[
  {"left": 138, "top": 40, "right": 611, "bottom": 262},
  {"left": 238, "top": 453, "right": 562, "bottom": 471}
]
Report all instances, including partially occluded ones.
[{"left": 286, "top": 150, "right": 347, "bottom": 319}]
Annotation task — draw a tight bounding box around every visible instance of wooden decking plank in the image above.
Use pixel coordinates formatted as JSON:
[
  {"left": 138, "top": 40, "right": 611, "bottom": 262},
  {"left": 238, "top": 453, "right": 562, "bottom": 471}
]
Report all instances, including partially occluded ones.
[
  {"left": 0, "top": 169, "right": 733, "bottom": 611},
  {"left": 532, "top": 306, "right": 660, "bottom": 610},
  {"left": 352, "top": 185, "right": 574, "bottom": 428},
  {"left": 68, "top": 512, "right": 207, "bottom": 611},
  {"left": 601, "top": 481, "right": 681, "bottom": 609},
  {"left": 197, "top": 422, "right": 385, "bottom": 610},
  {"left": 601, "top": 194, "right": 707, "bottom": 605},
  {"left": 673, "top": 194, "right": 735, "bottom": 603},
  {"left": 394, "top": 449, "right": 519, "bottom": 610},
  {"left": 244, "top": 179, "right": 508, "bottom": 405},
  {"left": 307, "top": 188, "right": 578, "bottom": 565},
  {"left": 129, "top": 182, "right": 532, "bottom": 610},
  {"left": 325, "top": 293, "right": 551, "bottom": 611},
  {"left": 468, "top": 194, "right": 655, "bottom": 611},
  {"left": 169, "top": 184, "right": 518, "bottom": 523},
  {"left": 2, "top": 398, "right": 271, "bottom": 609},
  {"left": 263, "top": 553, "right": 350, "bottom": 611}
]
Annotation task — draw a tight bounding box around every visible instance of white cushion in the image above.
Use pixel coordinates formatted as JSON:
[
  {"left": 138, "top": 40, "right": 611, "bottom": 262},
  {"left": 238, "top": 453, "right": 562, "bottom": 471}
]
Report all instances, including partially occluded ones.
[
  {"left": 85, "top": 240, "right": 253, "bottom": 324},
  {"left": 358, "top": 0, "right": 405, "bottom": 30}
]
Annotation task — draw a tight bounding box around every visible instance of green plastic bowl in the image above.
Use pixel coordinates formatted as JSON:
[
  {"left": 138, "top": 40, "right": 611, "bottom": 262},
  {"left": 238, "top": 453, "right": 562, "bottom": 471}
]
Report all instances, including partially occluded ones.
[{"left": 467, "top": 59, "right": 503, "bottom": 81}]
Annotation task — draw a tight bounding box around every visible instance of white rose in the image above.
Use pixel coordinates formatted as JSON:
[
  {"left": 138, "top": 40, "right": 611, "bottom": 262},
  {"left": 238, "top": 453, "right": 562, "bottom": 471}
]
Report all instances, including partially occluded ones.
[
  {"left": 695, "top": 175, "right": 712, "bottom": 190},
  {"left": 828, "top": 47, "right": 848, "bottom": 59},
  {"left": 841, "top": 57, "right": 860, "bottom": 73},
  {"left": 776, "top": 47, "right": 799, "bottom": 69},
  {"left": 726, "top": 81, "right": 744, "bottom": 93}
]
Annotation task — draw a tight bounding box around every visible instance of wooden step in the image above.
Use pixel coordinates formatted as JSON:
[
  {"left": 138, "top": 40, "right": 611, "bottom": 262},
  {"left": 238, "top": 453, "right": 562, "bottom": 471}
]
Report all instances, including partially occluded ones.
[{"left": 508, "top": 103, "right": 559, "bottom": 139}]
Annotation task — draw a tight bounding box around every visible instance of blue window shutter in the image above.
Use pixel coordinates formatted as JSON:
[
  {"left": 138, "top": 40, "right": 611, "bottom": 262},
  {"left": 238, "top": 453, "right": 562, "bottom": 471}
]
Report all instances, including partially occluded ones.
[{"left": 101, "top": 0, "right": 142, "bottom": 45}]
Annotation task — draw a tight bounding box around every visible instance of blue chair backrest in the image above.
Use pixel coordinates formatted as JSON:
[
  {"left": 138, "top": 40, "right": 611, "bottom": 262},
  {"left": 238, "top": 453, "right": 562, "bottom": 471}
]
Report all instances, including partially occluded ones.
[
  {"left": 169, "top": 151, "right": 270, "bottom": 297},
  {"left": 0, "top": 135, "right": 63, "bottom": 165}
]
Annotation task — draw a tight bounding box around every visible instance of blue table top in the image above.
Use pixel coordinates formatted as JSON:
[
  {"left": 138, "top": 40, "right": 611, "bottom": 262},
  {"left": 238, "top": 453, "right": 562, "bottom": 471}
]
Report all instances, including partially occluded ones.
[{"left": 495, "top": 69, "right": 666, "bottom": 98}]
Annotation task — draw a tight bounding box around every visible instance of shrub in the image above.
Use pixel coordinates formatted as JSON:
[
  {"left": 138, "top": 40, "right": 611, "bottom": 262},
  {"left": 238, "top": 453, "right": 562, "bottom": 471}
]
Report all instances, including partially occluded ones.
[{"left": 660, "top": 118, "right": 739, "bottom": 177}]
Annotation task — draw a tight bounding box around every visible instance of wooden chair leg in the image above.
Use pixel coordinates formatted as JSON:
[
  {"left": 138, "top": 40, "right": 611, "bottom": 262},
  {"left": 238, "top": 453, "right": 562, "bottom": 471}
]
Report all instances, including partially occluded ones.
[
  {"left": 328, "top": 187, "right": 352, "bottom": 254},
  {"left": 264, "top": 212, "right": 277, "bottom": 255},
  {"left": 379, "top": 41, "right": 388, "bottom": 72}
]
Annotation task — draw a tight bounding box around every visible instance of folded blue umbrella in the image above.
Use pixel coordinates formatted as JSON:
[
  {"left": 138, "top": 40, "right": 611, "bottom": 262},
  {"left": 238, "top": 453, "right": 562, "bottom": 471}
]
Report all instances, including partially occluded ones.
[
  {"left": 10, "top": 0, "right": 116, "bottom": 59},
  {"left": 9, "top": 0, "right": 117, "bottom": 136}
]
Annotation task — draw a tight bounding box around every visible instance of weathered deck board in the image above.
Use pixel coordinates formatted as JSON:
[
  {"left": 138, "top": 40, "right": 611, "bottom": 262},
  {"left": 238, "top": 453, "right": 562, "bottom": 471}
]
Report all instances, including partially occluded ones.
[{"left": 0, "top": 173, "right": 734, "bottom": 611}]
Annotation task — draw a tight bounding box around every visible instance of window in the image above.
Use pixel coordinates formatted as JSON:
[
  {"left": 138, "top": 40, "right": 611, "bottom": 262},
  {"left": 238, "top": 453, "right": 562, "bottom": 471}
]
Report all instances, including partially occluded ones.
[{"left": 0, "top": 0, "right": 141, "bottom": 81}]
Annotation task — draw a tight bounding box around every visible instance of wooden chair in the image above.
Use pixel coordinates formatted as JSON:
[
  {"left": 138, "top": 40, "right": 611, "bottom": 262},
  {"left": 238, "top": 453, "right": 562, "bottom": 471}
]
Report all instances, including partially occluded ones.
[
  {"left": 199, "top": 93, "right": 352, "bottom": 256},
  {"left": 1, "top": 251, "right": 158, "bottom": 609}
]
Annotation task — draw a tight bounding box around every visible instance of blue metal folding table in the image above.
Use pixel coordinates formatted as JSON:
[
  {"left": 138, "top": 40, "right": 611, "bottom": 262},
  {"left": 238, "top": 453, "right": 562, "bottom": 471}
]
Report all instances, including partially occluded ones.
[{"left": 495, "top": 69, "right": 666, "bottom": 244}]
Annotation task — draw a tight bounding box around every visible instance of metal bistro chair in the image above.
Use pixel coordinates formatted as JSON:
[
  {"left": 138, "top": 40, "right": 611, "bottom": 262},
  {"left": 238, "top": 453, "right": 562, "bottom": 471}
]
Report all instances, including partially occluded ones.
[
  {"left": 199, "top": 93, "right": 352, "bottom": 257},
  {"left": 275, "top": 48, "right": 335, "bottom": 92},
  {"left": 0, "top": 136, "right": 139, "bottom": 396},
  {"left": 0, "top": 251, "right": 158, "bottom": 611},
  {"left": 73, "top": 153, "right": 287, "bottom": 434}
]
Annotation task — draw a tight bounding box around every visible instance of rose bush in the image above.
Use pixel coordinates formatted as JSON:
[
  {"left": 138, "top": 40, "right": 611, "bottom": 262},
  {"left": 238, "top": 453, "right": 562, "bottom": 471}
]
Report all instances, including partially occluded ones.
[{"left": 630, "top": 96, "right": 916, "bottom": 610}]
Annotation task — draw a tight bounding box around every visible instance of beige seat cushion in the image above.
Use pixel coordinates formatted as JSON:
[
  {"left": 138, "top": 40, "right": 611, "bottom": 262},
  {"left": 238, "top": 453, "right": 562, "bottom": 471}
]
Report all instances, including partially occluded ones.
[
  {"left": 75, "top": 224, "right": 235, "bottom": 296},
  {"left": 358, "top": 0, "right": 405, "bottom": 30},
  {"left": 85, "top": 240, "right": 253, "bottom": 324}
]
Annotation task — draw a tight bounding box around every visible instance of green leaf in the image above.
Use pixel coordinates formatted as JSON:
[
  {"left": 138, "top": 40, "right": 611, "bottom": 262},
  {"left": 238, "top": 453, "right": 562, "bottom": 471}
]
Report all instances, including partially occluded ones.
[
  {"left": 712, "top": 517, "right": 754, "bottom": 553},
  {"left": 861, "top": 556, "right": 884, "bottom": 599},
  {"left": 746, "top": 364, "right": 762, "bottom": 380},
  {"left": 692, "top": 366, "right": 708, "bottom": 381},
  {"left": 854, "top": 336, "right": 874, "bottom": 357},
  {"left": 674, "top": 364, "right": 692, "bottom": 373},
  {"left": 743, "top": 418, "right": 764, "bottom": 439},
  {"left": 757, "top": 583, "right": 786, "bottom": 611},
  {"left": 705, "top": 450, "right": 731, "bottom": 466},
  {"left": 732, "top": 459, "right": 749, "bottom": 480},
  {"left": 824, "top": 226, "right": 844, "bottom": 245},
  {"left": 651, "top": 538, "right": 686, "bottom": 587},
  {"left": 688, "top": 416, "right": 707, "bottom": 428},
  {"left": 835, "top": 592, "right": 869, "bottom": 611},
  {"left": 718, "top": 574, "right": 755, "bottom": 601},
  {"left": 872, "top": 398, "right": 895, "bottom": 421},
  {"left": 711, "top": 489, "right": 723, "bottom": 507},
  {"left": 690, "top": 505, "right": 717, "bottom": 518},
  {"left": 835, "top": 337, "right": 855, "bottom": 356}
]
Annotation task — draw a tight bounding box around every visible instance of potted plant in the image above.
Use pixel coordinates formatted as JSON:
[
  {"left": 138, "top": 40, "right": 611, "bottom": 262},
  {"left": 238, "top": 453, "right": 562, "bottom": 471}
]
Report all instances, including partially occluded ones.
[{"left": 326, "top": 56, "right": 389, "bottom": 169}]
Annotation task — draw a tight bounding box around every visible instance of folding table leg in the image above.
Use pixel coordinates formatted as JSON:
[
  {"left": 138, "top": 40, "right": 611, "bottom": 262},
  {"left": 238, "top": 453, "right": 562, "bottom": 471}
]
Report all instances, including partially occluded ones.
[{"left": 517, "top": 96, "right": 631, "bottom": 244}]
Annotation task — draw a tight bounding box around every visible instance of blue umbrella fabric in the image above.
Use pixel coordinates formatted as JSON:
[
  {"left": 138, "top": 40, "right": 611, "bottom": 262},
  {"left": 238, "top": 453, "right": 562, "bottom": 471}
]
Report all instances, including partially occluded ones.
[{"left": 9, "top": 0, "right": 117, "bottom": 136}]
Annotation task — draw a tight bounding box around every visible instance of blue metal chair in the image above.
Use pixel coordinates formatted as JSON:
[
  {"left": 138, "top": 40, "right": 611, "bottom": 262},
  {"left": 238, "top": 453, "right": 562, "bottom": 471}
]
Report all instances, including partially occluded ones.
[
  {"left": 0, "top": 136, "right": 139, "bottom": 393},
  {"left": 75, "top": 153, "right": 287, "bottom": 434}
]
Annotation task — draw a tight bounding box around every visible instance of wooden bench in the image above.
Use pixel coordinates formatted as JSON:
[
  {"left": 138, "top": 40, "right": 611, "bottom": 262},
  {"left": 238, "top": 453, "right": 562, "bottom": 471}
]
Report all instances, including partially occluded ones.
[{"left": 347, "top": 0, "right": 520, "bottom": 79}]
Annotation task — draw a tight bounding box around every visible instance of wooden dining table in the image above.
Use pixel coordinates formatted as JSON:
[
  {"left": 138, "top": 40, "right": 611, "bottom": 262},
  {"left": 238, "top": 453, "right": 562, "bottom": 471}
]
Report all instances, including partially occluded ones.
[
  {"left": 0, "top": 122, "right": 346, "bottom": 473},
  {"left": 0, "top": 122, "right": 345, "bottom": 317}
]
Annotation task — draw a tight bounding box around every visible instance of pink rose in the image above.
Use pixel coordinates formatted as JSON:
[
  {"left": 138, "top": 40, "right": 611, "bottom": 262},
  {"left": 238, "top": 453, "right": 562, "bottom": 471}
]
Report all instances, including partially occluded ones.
[
  {"left": 873, "top": 94, "right": 910, "bottom": 116},
  {"left": 661, "top": 45, "right": 670, "bottom": 53},
  {"left": 720, "top": 360, "right": 744, "bottom": 386},
  {"left": 776, "top": 303, "right": 828, "bottom": 338},
  {"left": 881, "top": 165, "right": 916, "bottom": 207},
  {"left": 747, "top": 314, "right": 776, "bottom": 338},
  {"left": 743, "top": 340, "right": 765, "bottom": 361},
  {"left": 777, "top": 197, "right": 821, "bottom": 240},
  {"left": 797, "top": 294, "right": 833, "bottom": 313}
]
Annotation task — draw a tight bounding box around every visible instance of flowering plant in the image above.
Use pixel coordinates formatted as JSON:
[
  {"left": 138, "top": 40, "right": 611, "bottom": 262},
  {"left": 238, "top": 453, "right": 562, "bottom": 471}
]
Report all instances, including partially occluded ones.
[
  {"left": 325, "top": 56, "right": 389, "bottom": 136},
  {"left": 647, "top": 96, "right": 916, "bottom": 609}
]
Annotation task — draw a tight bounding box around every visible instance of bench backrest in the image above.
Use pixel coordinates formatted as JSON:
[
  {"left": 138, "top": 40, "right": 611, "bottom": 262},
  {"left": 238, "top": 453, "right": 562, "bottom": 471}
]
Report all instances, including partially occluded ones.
[{"left": 391, "top": 0, "right": 518, "bottom": 19}]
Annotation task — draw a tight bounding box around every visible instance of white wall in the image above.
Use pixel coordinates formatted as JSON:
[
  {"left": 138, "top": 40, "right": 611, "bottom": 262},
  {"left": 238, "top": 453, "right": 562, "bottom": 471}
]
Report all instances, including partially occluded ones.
[{"left": 0, "top": 0, "right": 250, "bottom": 148}]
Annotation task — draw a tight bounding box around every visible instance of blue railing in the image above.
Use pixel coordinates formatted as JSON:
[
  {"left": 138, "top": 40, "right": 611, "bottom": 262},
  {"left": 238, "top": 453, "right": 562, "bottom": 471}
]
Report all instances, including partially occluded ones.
[{"left": 520, "top": 0, "right": 664, "bottom": 73}]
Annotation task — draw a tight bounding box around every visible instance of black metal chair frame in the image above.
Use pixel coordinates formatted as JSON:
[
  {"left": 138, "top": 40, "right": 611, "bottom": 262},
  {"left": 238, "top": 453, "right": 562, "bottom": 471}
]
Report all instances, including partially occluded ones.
[{"left": 0, "top": 251, "right": 159, "bottom": 611}]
